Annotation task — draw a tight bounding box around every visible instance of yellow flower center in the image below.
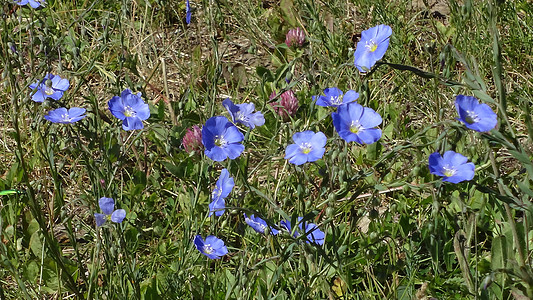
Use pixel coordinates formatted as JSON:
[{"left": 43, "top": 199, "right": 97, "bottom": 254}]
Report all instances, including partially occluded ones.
[
  {"left": 300, "top": 142, "right": 312, "bottom": 154},
  {"left": 443, "top": 165, "right": 457, "bottom": 177},
  {"left": 203, "top": 244, "right": 214, "bottom": 254},
  {"left": 350, "top": 121, "right": 363, "bottom": 134},
  {"left": 366, "top": 40, "right": 378, "bottom": 52},
  {"left": 44, "top": 86, "right": 55, "bottom": 95},
  {"left": 215, "top": 135, "right": 227, "bottom": 147},
  {"left": 124, "top": 106, "right": 136, "bottom": 117},
  {"left": 465, "top": 110, "right": 480, "bottom": 124}
]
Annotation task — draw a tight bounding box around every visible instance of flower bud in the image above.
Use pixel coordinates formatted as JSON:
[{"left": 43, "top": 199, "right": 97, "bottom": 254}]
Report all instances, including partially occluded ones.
[
  {"left": 270, "top": 90, "right": 299, "bottom": 121},
  {"left": 285, "top": 27, "right": 305, "bottom": 48},
  {"left": 182, "top": 125, "right": 203, "bottom": 153}
]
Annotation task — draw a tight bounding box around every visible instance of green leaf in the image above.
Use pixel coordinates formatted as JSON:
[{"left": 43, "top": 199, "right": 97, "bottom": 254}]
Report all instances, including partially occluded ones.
[{"left": 0, "top": 189, "right": 21, "bottom": 195}]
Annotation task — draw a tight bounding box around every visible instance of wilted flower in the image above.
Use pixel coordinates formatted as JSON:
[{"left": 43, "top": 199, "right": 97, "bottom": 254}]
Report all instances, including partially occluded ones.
[
  {"left": 281, "top": 217, "right": 325, "bottom": 245},
  {"left": 185, "top": 0, "right": 191, "bottom": 24},
  {"left": 29, "top": 74, "right": 69, "bottom": 103},
  {"left": 194, "top": 235, "right": 228, "bottom": 259},
  {"left": 285, "top": 131, "right": 327, "bottom": 165},
  {"left": 428, "top": 151, "right": 475, "bottom": 183},
  {"left": 94, "top": 197, "right": 126, "bottom": 227},
  {"left": 14, "top": 0, "right": 46, "bottom": 8},
  {"left": 209, "top": 169, "right": 234, "bottom": 217},
  {"left": 354, "top": 24, "right": 392, "bottom": 73},
  {"left": 183, "top": 125, "right": 203, "bottom": 153},
  {"left": 202, "top": 116, "right": 245, "bottom": 161},
  {"left": 44, "top": 107, "right": 86, "bottom": 124},
  {"left": 332, "top": 102, "right": 382, "bottom": 144},
  {"left": 313, "top": 87, "right": 359, "bottom": 108},
  {"left": 108, "top": 89, "right": 150, "bottom": 131},
  {"left": 455, "top": 95, "right": 497, "bottom": 132},
  {"left": 244, "top": 214, "right": 279, "bottom": 235},
  {"left": 285, "top": 27, "right": 305, "bottom": 48},
  {"left": 222, "top": 98, "right": 265, "bottom": 129},
  {"left": 270, "top": 90, "right": 299, "bottom": 120}
]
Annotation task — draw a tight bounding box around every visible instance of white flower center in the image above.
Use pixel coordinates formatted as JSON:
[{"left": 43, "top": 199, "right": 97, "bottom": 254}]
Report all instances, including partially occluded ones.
[
  {"left": 350, "top": 120, "right": 363, "bottom": 134},
  {"left": 212, "top": 187, "right": 222, "bottom": 200},
  {"left": 246, "top": 217, "right": 267, "bottom": 232},
  {"left": 124, "top": 106, "right": 136, "bottom": 117},
  {"left": 465, "top": 110, "right": 480, "bottom": 124},
  {"left": 330, "top": 96, "right": 342, "bottom": 106},
  {"left": 214, "top": 135, "right": 227, "bottom": 147},
  {"left": 44, "top": 86, "right": 55, "bottom": 95},
  {"left": 365, "top": 40, "right": 378, "bottom": 52},
  {"left": 443, "top": 165, "right": 457, "bottom": 177},
  {"left": 203, "top": 244, "right": 214, "bottom": 254},
  {"left": 300, "top": 142, "right": 313, "bottom": 154},
  {"left": 61, "top": 114, "right": 72, "bottom": 122},
  {"left": 236, "top": 111, "right": 248, "bottom": 123}
]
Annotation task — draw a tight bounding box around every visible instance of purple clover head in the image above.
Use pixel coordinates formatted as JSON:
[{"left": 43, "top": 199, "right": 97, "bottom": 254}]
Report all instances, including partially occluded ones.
[
  {"left": 281, "top": 217, "right": 325, "bottom": 245},
  {"left": 284, "top": 131, "right": 327, "bottom": 165},
  {"left": 455, "top": 95, "right": 497, "bottom": 132},
  {"left": 285, "top": 27, "right": 306, "bottom": 48},
  {"left": 44, "top": 107, "right": 86, "bottom": 124},
  {"left": 244, "top": 214, "right": 279, "bottom": 235},
  {"left": 194, "top": 235, "right": 228, "bottom": 259},
  {"left": 94, "top": 197, "right": 126, "bottom": 227},
  {"left": 332, "top": 102, "right": 382, "bottom": 144},
  {"left": 201, "top": 116, "right": 245, "bottom": 161},
  {"left": 428, "top": 151, "right": 475, "bottom": 184},
  {"left": 270, "top": 90, "right": 299, "bottom": 121},
  {"left": 313, "top": 87, "right": 359, "bottom": 108},
  {"left": 108, "top": 89, "right": 150, "bottom": 131},
  {"left": 183, "top": 125, "right": 203, "bottom": 153},
  {"left": 14, "top": 0, "right": 46, "bottom": 8},
  {"left": 222, "top": 98, "right": 265, "bottom": 129},
  {"left": 29, "top": 74, "right": 69, "bottom": 102},
  {"left": 209, "top": 169, "right": 234, "bottom": 217},
  {"left": 354, "top": 24, "right": 392, "bottom": 73}
]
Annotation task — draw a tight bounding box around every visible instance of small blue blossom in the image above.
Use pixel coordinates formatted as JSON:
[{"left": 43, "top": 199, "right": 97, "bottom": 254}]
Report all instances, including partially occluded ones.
[
  {"left": 194, "top": 235, "right": 228, "bottom": 259},
  {"left": 209, "top": 169, "right": 234, "bottom": 217},
  {"left": 29, "top": 74, "right": 69, "bottom": 102},
  {"left": 202, "top": 116, "right": 245, "bottom": 161},
  {"left": 44, "top": 107, "right": 86, "bottom": 124},
  {"left": 14, "top": 0, "right": 45, "bottom": 8},
  {"left": 455, "top": 95, "right": 497, "bottom": 132},
  {"left": 313, "top": 87, "right": 359, "bottom": 108},
  {"left": 354, "top": 24, "right": 392, "bottom": 73},
  {"left": 94, "top": 197, "right": 126, "bottom": 227},
  {"left": 332, "top": 102, "right": 382, "bottom": 144},
  {"left": 222, "top": 98, "right": 265, "bottom": 129},
  {"left": 428, "top": 151, "right": 475, "bottom": 184},
  {"left": 284, "top": 131, "right": 327, "bottom": 165},
  {"left": 281, "top": 217, "right": 325, "bottom": 245},
  {"left": 108, "top": 89, "right": 150, "bottom": 131},
  {"left": 185, "top": 0, "right": 191, "bottom": 24},
  {"left": 244, "top": 214, "right": 279, "bottom": 235}
]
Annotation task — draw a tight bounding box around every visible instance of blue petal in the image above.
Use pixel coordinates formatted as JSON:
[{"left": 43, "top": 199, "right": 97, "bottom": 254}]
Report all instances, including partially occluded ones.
[
  {"left": 94, "top": 213, "right": 107, "bottom": 227},
  {"left": 52, "top": 77, "right": 70, "bottom": 91},
  {"left": 223, "top": 125, "right": 244, "bottom": 143},
  {"left": 284, "top": 144, "right": 301, "bottom": 160},
  {"left": 359, "top": 107, "right": 382, "bottom": 128},
  {"left": 48, "top": 91, "right": 65, "bottom": 100},
  {"left": 99, "top": 197, "right": 115, "bottom": 215},
  {"left": 356, "top": 128, "right": 382, "bottom": 144},
  {"left": 122, "top": 117, "right": 144, "bottom": 130},
  {"left": 288, "top": 152, "right": 308, "bottom": 165},
  {"left": 205, "top": 146, "right": 228, "bottom": 161},
  {"left": 342, "top": 90, "right": 359, "bottom": 104},
  {"left": 309, "top": 131, "right": 327, "bottom": 148},
  {"left": 209, "top": 198, "right": 225, "bottom": 216},
  {"left": 111, "top": 209, "right": 126, "bottom": 223},
  {"left": 224, "top": 143, "right": 245, "bottom": 160},
  {"left": 292, "top": 131, "right": 315, "bottom": 144},
  {"left": 108, "top": 96, "right": 126, "bottom": 120},
  {"left": 32, "top": 90, "right": 46, "bottom": 103},
  {"left": 428, "top": 152, "right": 445, "bottom": 176},
  {"left": 215, "top": 169, "right": 234, "bottom": 200},
  {"left": 307, "top": 147, "right": 325, "bottom": 162}
]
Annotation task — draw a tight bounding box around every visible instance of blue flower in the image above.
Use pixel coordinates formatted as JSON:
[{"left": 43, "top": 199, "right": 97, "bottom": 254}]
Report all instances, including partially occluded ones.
[
  {"left": 209, "top": 169, "right": 234, "bottom": 217},
  {"left": 185, "top": 0, "right": 191, "bottom": 24},
  {"left": 281, "top": 217, "right": 325, "bottom": 245},
  {"left": 44, "top": 107, "right": 86, "bottom": 124},
  {"left": 455, "top": 95, "right": 497, "bottom": 132},
  {"left": 94, "top": 197, "right": 126, "bottom": 227},
  {"left": 284, "top": 131, "right": 327, "bottom": 165},
  {"left": 194, "top": 235, "right": 228, "bottom": 259},
  {"left": 244, "top": 214, "right": 279, "bottom": 235},
  {"left": 202, "top": 116, "right": 245, "bottom": 161},
  {"left": 222, "top": 98, "right": 265, "bottom": 129},
  {"left": 108, "top": 89, "right": 150, "bottom": 131},
  {"left": 14, "top": 0, "right": 45, "bottom": 8},
  {"left": 332, "top": 102, "right": 382, "bottom": 144},
  {"left": 29, "top": 74, "right": 69, "bottom": 102},
  {"left": 428, "top": 151, "right": 475, "bottom": 183},
  {"left": 313, "top": 87, "right": 359, "bottom": 108},
  {"left": 353, "top": 24, "right": 392, "bottom": 73}
]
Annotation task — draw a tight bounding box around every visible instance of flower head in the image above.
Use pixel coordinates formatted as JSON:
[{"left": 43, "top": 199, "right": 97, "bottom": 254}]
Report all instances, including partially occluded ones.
[
  {"left": 108, "top": 89, "right": 150, "bottom": 131},
  {"left": 313, "top": 87, "right": 359, "bottom": 108},
  {"left": 353, "top": 24, "right": 392, "bottom": 73},
  {"left": 281, "top": 217, "right": 325, "bottom": 245},
  {"left": 332, "top": 102, "right": 382, "bottom": 144},
  {"left": 428, "top": 151, "right": 475, "bottom": 183},
  {"left": 455, "top": 95, "right": 497, "bottom": 132},
  {"left": 44, "top": 107, "right": 86, "bottom": 124},
  {"left": 270, "top": 90, "right": 299, "bottom": 120},
  {"left": 244, "top": 214, "right": 279, "bottom": 235},
  {"left": 284, "top": 131, "right": 327, "bottom": 165},
  {"left": 29, "top": 74, "right": 69, "bottom": 102},
  {"left": 194, "top": 235, "right": 228, "bottom": 259},
  {"left": 202, "top": 116, "right": 245, "bottom": 161},
  {"left": 185, "top": 0, "right": 191, "bottom": 24},
  {"left": 222, "top": 98, "right": 265, "bottom": 129},
  {"left": 209, "top": 169, "right": 234, "bottom": 217},
  {"left": 285, "top": 27, "right": 305, "bottom": 48},
  {"left": 94, "top": 197, "right": 126, "bottom": 227},
  {"left": 14, "top": 0, "right": 46, "bottom": 8},
  {"left": 183, "top": 125, "right": 203, "bottom": 153}
]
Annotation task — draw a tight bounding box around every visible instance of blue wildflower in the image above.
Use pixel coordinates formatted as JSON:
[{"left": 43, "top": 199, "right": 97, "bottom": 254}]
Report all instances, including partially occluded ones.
[
  {"left": 185, "top": 0, "right": 191, "bottom": 24},
  {"left": 313, "top": 87, "right": 359, "bottom": 108},
  {"left": 455, "top": 95, "right": 497, "bottom": 132},
  {"left": 194, "top": 235, "right": 228, "bottom": 259},
  {"left": 353, "top": 24, "right": 392, "bottom": 73},
  {"left": 281, "top": 217, "right": 325, "bottom": 245},
  {"left": 14, "top": 0, "right": 45, "bottom": 8},
  {"left": 284, "top": 131, "right": 327, "bottom": 165},
  {"left": 108, "top": 89, "right": 150, "bottom": 131},
  {"left": 332, "top": 102, "right": 382, "bottom": 144},
  {"left": 94, "top": 197, "right": 126, "bottom": 227},
  {"left": 428, "top": 151, "right": 475, "bottom": 184},
  {"left": 29, "top": 74, "right": 69, "bottom": 102},
  {"left": 209, "top": 169, "right": 234, "bottom": 217},
  {"left": 202, "top": 116, "right": 245, "bottom": 161},
  {"left": 44, "top": 107, "right": 86, "bottom": 124},
  {"left": 222, "top": 98, "right": 265, "bottom": 129},
  {"left": 244, "top": 214, "right": 279, "bottom": 235}
]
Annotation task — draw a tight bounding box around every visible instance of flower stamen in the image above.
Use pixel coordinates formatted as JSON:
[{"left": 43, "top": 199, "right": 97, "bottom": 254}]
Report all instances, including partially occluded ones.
[{"left": 300, "top": 142, "right": 313, "bottom": 154}]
